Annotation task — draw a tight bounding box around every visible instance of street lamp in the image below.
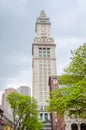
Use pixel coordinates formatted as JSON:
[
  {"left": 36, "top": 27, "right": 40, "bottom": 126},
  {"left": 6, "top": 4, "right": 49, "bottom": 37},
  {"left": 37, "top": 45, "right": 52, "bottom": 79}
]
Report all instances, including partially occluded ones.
[{"left": 0, "top": 109, "right": 4, "bottom": 130}]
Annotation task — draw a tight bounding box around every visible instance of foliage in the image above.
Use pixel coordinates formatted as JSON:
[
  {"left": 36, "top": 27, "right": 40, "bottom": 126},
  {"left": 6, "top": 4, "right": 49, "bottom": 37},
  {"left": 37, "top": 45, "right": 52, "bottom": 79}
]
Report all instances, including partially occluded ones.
[
  {"left": 63, "top": 43, "right": 85, "bottom": 80},
  {"left": 7, "top": 92, "right": 43, "bottom": 130},
  {"left": 48, "top": 43, "right": 86, "bottom": 118},
  {"left": 48, "top": 79, "right": 86, "bottom": 118}
]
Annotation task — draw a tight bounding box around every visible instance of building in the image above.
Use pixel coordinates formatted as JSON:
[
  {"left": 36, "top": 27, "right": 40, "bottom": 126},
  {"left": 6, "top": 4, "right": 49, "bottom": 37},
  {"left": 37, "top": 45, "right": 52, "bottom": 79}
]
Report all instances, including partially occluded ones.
[
  {"left": 1, "top": 88, "right": 16, "bottom": 117},
  {"left": 49, "top": 76, "right": 65, "bottom": 130},
  {"left": 49, "top": 76, "right": 59, "bottom": 91},
  {"left": 64, "top": 115, "right": 86, "bottom": 130},
  {"left": 49, "top": 76, "right": 86, "bottom": 130},
  {"left": 32, "top": 10, "right": 57, "bottom": 130},
  {"left": 49, "top": 76, "right": 59, "bottom": 130},
  {"left": 0, "top": 105, "right": 14, "bottom": 130},
  {"left": 0, "top": 107, "right": 4, "bottom": 129},
  {"left": 58, "top": 76, "right": 86, "bottom": 130},
  {"left": 17, "top": 86, "right": 31, "bottom": 96}
]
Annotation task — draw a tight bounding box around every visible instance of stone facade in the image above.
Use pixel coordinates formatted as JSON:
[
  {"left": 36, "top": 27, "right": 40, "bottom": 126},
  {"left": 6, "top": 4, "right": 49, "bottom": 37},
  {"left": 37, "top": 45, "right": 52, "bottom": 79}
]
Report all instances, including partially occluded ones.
[
  {"left": 64, "top": 116, "right": 86, "bottom": 130},
  {"left": 32, "top": 10, "right": 57, "bottom": 130}
]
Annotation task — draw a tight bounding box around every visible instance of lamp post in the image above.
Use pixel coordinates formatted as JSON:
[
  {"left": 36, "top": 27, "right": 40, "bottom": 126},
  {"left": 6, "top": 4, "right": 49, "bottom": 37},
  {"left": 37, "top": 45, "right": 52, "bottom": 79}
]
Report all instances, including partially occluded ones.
[{"left": 0, "top": 109, "right": 4, "bottom": 130}]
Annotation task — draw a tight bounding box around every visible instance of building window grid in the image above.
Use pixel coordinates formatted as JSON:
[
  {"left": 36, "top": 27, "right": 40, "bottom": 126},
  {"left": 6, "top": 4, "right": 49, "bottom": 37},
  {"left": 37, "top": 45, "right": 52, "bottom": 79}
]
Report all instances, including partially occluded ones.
[
  {"left": 44, "top": 88, "right": 47, "bottom": 91},
  {"left": 48, "top": 64, "right": 51, "bottom": 67},
  {"left": 39, "top": 64, "right": 42, "bottom": 67},
  {"left": 48, "top": 72, "right": 51, "bottom": 75},
  {"left": 39, "top": 47, "right": 50, "bottom": 58},
  {"left": 39, "top": 97, "right": 43, "bottom": 101},
  {"left": 38, "top": 49, "right": 52, "bottom": 104},
  {"left": 39, "top": 60, "right": 42, "bottom": 63},
  {"left": 40, "top": 88, "right": 43, "bottom": 91},
  {"left": 43, "top": 64, "right": 46, "bottom": 67}
]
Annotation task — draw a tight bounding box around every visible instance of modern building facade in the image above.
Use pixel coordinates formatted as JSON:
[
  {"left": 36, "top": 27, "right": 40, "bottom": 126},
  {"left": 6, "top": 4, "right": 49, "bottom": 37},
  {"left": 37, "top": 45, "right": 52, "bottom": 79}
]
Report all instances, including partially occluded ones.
[
  {"left": 17, "top": 86, "right": 31, "bottom": 96},
  {"left": 1, "top": 88, "right": 16, "bottom": 117},
  {"left": 32, "top": 10, "right": 57, "bottom": 129}
]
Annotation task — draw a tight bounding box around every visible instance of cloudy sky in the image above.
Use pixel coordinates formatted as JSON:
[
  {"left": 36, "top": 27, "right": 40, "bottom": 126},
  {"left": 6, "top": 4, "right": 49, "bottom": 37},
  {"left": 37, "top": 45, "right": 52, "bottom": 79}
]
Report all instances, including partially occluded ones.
[{"left": 0, "top": 0, "right": 86, "bottom": 97}]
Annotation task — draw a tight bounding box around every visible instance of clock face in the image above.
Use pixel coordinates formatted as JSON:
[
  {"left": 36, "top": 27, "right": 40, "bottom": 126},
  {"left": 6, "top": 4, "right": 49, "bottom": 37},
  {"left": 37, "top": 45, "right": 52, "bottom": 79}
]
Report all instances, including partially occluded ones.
[{"left": 41, "top": 26, "right": 46, "bottom": 32}]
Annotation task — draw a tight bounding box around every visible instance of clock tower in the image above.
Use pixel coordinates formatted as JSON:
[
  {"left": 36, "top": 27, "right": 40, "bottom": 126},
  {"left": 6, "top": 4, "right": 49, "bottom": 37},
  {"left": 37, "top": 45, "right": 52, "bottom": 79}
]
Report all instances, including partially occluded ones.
[
  {"left": 35, "top": 10, "right": 51, "bottom": 38},
  {"left": 32, "top": 10, "right": 57, "bottom": 130}
]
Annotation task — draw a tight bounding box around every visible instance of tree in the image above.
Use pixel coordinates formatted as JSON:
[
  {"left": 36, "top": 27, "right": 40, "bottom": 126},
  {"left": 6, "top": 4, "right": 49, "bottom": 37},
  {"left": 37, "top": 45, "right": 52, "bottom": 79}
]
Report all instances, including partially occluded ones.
[
  {"left": 59, "top": 43, "right": 86, "bottom": 84},
  {"left": 7, "top": 92, "right": 43, "bottom": 130},
  {"left": 47, "top": 43, "right": 86, "bottom": 118}
]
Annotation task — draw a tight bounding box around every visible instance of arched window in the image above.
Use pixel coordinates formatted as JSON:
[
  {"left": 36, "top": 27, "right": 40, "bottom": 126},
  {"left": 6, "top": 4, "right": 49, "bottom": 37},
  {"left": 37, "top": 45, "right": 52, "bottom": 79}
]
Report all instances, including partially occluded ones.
[
  {"left": 45, "top": 113, "right": 48, "bottom": 120},
  {"left": 80, "top": 123, "right": 86, "bottom": 130},
  {"left": 40, "top": 113, "right": 43, "bottom": 120},
  {"left": 71, "top": 123, "right": 78, "bottom": 130}
]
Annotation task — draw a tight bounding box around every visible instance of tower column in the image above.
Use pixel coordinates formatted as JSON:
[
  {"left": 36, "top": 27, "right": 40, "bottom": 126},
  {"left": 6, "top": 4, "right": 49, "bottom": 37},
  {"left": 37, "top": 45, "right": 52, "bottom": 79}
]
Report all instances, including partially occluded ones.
[{"left": 32, "top": 10, "right": 57, "bottom": 130}]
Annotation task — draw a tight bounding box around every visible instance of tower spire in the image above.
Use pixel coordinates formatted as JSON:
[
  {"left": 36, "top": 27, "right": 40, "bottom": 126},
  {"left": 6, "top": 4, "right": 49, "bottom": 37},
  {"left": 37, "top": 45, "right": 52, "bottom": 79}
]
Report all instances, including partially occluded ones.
[
  {"left": 39, "top": 10, "right": 47, "bottom": 18},
  {"left": 36, "top": 10, "right": 51, "bottom": 25}
]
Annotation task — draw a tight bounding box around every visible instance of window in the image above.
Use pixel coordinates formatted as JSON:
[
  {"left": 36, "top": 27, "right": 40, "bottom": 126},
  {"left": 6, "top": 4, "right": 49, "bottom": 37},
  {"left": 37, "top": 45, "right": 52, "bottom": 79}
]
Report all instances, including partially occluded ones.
[
  {"left": 43, "top": 50, "right": 46, "bottom": 52},
  {"left": 48, "top": 64, "right": 51, "bottom": 67},
  {"left": 44, "top": 92, "right": 48, "bottom": 95},
  {"left": 53, "top": 79, "right": 58, "bottom": 84},
  {"left": 44, "top": 68, "right": 46, "bottom": 71},
  {"left": 39, "top": 54, "right": 42, "bottom": 57},
  {"left": 47, "top": 48, "right": 50, "bottom": 57},
  {"left": 71, "top": 123, "right": 78, "bottom": 130},
  {"left": 40, "top": 88, "right": 43, "bottom": 91},
  {"left": 44, "top": 106, "right": 47, "bottom": 110},
  {"left": 39, "top": 83, "right": 42, "bottom": 86},
  {"left": 48, "top": 68, "right": 51, "bottom": 71},
  {"left": 54, "top": 86, "right": 58, "bottom": 90},
  {"left": 43, "top": 54, "right": 46, "bottom": 57},
  {"left": 44, "top": 79, "right": 47, "bottom": 82},
  {"left": 47, "top": 48, "right": 50, "bottom": 50},
  {"left": 40, "top": 92, "right": 43, "bottom": 95},
  {"left": 48, "top": 72, "right": 51, "bottom": 75},
  {"left": 80, "top": 123, "right": 86, "bottom": 130},
  {"left": 40, "top": 75, "right": 42, "bottom": 78},
  {"left": 39, "top": 64, "right": 42, "bottom": 67},
  {"left": 48, "top": 60, "right": 50, "bottom": 63},
  {"left": 39, "top": 48, "right": 42, "bottom": 57},
  {"left": 38, "top": 48, "right": 51, "bottom": 58},
  {"left": 44, "top": 88, "right": 47, "bottom": 91},
  {"left": 45, "top": 113, "right": 48, "bottom": 120},
  {"left": 39, "top": 48, "right": 42, "bottom": 50},
  {"left": 39, "top": 50, "right": 41, "bottom": 53},
  {"left": 39, "top": 68, "right": 42, "bottom": 71},
  {"left": 40, "top": 113, "right": 43, "bottom": 120},
  {"left": 43, "top": 64, "right": 46, "bottom": 67},
  {"left": 43, "top": 48, "right": 46, "bottom": 57}
]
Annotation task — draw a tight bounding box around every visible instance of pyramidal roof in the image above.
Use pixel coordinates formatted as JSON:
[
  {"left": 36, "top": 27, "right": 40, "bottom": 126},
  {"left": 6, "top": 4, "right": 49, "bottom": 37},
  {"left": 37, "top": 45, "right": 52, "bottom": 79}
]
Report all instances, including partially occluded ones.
[
  {"left": 36, "top": 10, "right": 51, "bottom": 25},
  {"left": 39, "top": 10, "right": 47, "bottom": 18}
]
